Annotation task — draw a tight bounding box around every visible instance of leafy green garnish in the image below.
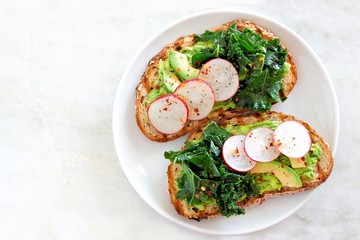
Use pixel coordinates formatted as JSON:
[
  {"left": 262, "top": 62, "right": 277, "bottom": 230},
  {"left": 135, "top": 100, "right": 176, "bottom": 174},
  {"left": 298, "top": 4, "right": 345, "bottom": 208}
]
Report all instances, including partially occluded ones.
[
  {"left": 190, "top": 23, "right": 290, "bottom": 112},
  {"left": 151, "top": 23, "right": 290, "bottom": 111},
  {"left": 165, "top": 122, "right": 259, "bottom": 217},
  {"left": 165, "top": 122, "right": 324, "bottom": 217},
  {"left": 236, "top": 69, "right": 282, "bottom": 111},
  {"left": 176, "top": 164, "right": 219, "bottom": 207},
  {"left": 264, "top": 38, "right": 288, "bottom": 71}
]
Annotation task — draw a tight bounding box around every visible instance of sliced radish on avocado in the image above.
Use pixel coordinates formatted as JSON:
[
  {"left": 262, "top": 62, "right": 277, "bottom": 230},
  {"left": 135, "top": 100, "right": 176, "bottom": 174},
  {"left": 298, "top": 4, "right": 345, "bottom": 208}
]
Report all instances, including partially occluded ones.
[
  {"left": 174, "top": 79, "right": 215, "bottom": 121},
  {"left": 222, "top": 135, "right": 256, "bottom": 172},
  {"left": 147, "top": 94, "right": 188, "bottom": 134},
  {"left": 244, "top": 127, "right": 280, "bottom": 162},
  {"left": 198, "top": 58, "right": 239, "bottom": 102},
  {"left": 273, "top": 121, "right": 312, "bottom": 158}
]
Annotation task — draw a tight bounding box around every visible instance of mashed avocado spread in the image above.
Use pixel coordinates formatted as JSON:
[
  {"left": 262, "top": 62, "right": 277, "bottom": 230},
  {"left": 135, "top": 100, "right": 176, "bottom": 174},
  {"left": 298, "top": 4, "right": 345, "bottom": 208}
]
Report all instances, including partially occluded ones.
[{"left": 164, "top": 121, "right": 322, "bottom": 217}]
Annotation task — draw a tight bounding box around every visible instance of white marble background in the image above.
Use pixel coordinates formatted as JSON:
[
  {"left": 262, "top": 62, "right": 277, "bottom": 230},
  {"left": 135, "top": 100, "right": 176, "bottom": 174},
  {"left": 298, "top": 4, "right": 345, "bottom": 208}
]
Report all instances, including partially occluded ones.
[{"left": 0, "top": 0, "right": 359, "bottom": 239}]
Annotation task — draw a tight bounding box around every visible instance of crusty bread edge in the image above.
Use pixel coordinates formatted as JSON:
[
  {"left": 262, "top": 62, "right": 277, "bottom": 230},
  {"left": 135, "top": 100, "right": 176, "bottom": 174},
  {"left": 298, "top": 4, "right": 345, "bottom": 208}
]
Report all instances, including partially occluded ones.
[
  {"left": 167, "top": 111, "right": 334, "bottom": 220},
  {"left": 136, "top": 20, "right": 297, "bottom": 142}
]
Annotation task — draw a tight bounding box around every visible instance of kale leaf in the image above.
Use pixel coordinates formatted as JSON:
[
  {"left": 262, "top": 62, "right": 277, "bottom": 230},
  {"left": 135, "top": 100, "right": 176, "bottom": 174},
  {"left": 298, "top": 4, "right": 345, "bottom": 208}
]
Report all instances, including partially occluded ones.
[
  {"left": 236, "top": 69, "right": 282, "bottom": 111},
  {"left": 176, "top": 164, "right": 219, "bottom": 207},
  {"left": 192, "top": 30, "right": 226, "bottom": 67},
  {"left": 190, "top": 23, "right": 290, "bottom": 112},
  {"left": 164, "top": 122, "right": 260, "bottom": 217},
  {"left": 264, "top": 38, "right": 288, "bottom": 71}
]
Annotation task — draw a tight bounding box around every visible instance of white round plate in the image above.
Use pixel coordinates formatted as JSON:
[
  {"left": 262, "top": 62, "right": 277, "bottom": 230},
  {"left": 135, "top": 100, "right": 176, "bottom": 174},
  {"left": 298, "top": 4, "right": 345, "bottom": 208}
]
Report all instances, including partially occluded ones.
[{"left": 113, "top": 10, "right": 339, "bottom": 235}]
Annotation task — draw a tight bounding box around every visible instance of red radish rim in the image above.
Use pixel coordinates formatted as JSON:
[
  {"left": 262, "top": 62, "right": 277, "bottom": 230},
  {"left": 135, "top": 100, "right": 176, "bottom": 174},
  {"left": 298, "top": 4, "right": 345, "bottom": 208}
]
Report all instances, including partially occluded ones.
[
  {"left": 147, "top": 94, "right": 189, "bottom": 134},
  {"left": 273, "top": 121, "right": 312, "bottom": 158},
  {"left": 222, "top": 135, "right": 257, "bottom": 172},
  {"left": 199, "top": 58, "right": 239, "bottom": 102},
  {"left": 244, "top": 127, "right": 281, "bottom": 163},
  {"left": 174, "top": 78, "right": 215, "bottom": 121},
  {"left": 174, "top": 78, "right": 215, "bottom": 95}
]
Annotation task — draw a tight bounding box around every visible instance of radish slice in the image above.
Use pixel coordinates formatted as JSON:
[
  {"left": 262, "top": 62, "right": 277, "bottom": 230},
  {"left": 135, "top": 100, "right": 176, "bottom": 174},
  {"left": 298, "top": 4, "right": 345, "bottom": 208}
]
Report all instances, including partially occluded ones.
[
  {"left": 273, "top": 121, "right": 312, "bottom": 158},
  {"left": 147, "top": 94, "right": 188, "bottom": 134},
  {"left": 244, "top": 127, "right": 281, "bottom": 162},
  {"left": 198, "top": 58, "right": 239, "bottom": 101},
  {"left": 222, "top": 135, "right": 257, "bottom": 172},
  {"left": 174, "top": 79, "right": 215, "bottom": 121}
]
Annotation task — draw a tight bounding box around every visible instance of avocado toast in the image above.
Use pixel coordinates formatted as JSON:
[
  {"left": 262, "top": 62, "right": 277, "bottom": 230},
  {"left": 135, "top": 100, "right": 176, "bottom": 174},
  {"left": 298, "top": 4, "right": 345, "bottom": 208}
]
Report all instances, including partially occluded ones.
[
  {"left": 136, "top": 20, "right": 297, "bottom": 142},
  {"left": 165, "top": 111, "right": 334, "bottom": 220}
]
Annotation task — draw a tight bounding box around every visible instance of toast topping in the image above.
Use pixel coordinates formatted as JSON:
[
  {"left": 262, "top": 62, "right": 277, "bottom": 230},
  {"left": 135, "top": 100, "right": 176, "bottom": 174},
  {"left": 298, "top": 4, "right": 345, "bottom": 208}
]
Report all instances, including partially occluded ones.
[
  {"left": 198, "top": 58, "right": 239, "bottom": 101},
  {"left": 273, "top": 121, "right": 312, "bottom": 158},
  {"left": 165, "top": 120, "right": 324, "bottom": 218},
  {"left": 174, "top": 79, "right": 215, "bottom": 120},
  {"left": 138, "top": 21, "right": 296, "bottom": 142},
  {"left": 147, "top": 94, "right": 188, "bottom": 134},
  {"left": 222, "top": 135, "right": 256, "bottom": 172},
  {"left": 244, "top": 127, "right": 281, "bottom": 162}
]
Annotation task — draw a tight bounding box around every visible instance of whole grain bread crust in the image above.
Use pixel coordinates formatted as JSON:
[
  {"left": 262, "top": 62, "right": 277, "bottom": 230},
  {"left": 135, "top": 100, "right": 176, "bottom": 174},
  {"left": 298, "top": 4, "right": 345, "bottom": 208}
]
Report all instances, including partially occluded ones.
[
  {"left": 167, "top": 111, "right": 334, "bottom": 220},
  {"left": 136, "top": 20, "right": 297, "bottom": 142}
]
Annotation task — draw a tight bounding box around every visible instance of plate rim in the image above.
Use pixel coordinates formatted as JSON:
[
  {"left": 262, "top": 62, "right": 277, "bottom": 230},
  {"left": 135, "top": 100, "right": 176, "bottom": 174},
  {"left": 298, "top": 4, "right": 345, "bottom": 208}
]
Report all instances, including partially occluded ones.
[{"left": 112, "top": 9, "right": 340, "bottom": 235}]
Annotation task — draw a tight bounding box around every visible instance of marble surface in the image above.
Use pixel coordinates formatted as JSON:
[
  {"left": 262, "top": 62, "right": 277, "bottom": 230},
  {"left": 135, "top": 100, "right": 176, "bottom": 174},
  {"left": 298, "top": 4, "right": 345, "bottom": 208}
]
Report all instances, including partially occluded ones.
[{"left": 0, "top": 0, "right": 359, "bottom": 239}]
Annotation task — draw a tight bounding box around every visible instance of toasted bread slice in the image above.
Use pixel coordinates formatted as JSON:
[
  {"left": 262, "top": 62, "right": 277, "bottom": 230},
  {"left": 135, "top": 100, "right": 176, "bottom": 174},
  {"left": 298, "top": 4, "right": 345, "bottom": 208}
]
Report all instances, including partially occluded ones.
[
  {"left": 136, "top": 20, "right": 297, "bottom": 142},
  {"left": 167, "top": 111, "right": 334, "bottom": 220}
]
